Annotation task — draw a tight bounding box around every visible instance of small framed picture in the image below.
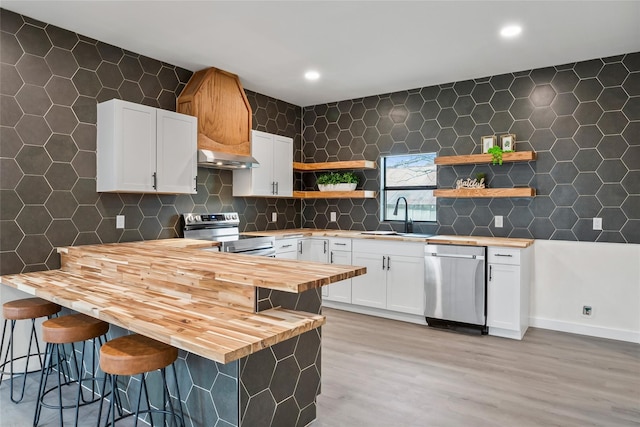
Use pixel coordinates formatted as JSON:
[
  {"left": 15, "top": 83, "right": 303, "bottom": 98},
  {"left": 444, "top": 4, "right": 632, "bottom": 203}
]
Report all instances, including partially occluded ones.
[
  {"left": 500, "top": 134, "right": 516, "bottom": 151},
  {"left": 482, "top": 135, "right": 497, "bottom": 153}
]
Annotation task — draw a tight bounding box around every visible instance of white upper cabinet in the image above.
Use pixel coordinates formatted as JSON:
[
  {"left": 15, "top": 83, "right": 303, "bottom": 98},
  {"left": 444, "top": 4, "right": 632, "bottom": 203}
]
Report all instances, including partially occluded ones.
[
  {"left": 232, "top": 130, "right": 293, "bottom": 197},
  {"left": 97, "top": 99, "right": 197, "bottom": 194}
]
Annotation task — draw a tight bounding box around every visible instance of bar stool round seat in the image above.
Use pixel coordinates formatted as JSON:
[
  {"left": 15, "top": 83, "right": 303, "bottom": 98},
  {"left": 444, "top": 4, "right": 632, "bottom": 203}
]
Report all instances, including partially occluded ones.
[
  {"left": 100, "top": 334, "right": 178, "bottom": 376},
  {"left": 3, "top": 297, "right": 60, "bottom": 320},
  {"left": 98, "top": 334, "right": 184, "bottom": 426},
  {"left": 0, "top": 297, "right": 61, "bottom": 403},
  {"left": 42, "top": 313, "right": 109, "bottom": 344},
  {"left": 34, "top": 313, "right": 110, "bottom": 427}
]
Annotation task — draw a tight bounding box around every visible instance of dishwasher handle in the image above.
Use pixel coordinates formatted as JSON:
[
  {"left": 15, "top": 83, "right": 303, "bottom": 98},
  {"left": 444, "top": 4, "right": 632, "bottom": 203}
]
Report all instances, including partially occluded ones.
[{"left": 426, "top": 252, "right": 485, "bottom": 260}]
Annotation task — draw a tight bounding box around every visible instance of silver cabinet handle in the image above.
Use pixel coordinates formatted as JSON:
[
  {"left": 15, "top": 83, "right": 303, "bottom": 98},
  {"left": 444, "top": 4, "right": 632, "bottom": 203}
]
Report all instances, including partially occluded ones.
[
  {"left": 323, "top": 240, "right": 327, "bottom": 253},
  {"left": 193, "top": 176, "right": 197, "bottom": 192},
  {"left": 382, "top": 256, "right": 386, "bottom": 270},
  {"left": 276, "top": 182, "right": 279, "bottom": 195},
  {"left": 152, "top": 172, "right": 157, "bottom": 190},
  {"left": 387, "top": 256, "right": 390, "bottom": 270},
  {"left": 330, "top": 251, "right": 334, "bottom": 263},
  {"left": 495, "top": 253, "right": 513, "bottom": 257},
  {"left": 298, "top": 241, "right": 302, "bottom": 253},
  {"left": 489, "top": 265, "right": 492, "bottom": 281},
  {"left": 335, "top": 243, "right": 347, "bottom": 246},
  {"left": 281, "top": 244, "right": 292, "bottom": 248},
  {"left": 271, "top": 182, "right": 275, "bottom": 195}
]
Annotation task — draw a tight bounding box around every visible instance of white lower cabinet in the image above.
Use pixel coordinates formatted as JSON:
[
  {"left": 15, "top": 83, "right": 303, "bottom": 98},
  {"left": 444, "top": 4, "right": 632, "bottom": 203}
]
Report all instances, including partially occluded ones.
[
  {"left": 326, "top": 238, "right": 352, "bottom": 303},
  {"left": 386, "top": 254, "right": 425, "bottom": 315},
  {"left": 351, "top": 240, "right": 425, "bottom": 317},
  {"left": 275, "top": 238, "right": 298, "bottom": 260},
  {"left": 298, "top": 238, "right": 329, "bottom": 263},
  {"left": 487, "top": 246, "right": 532, "bottom": 340}
]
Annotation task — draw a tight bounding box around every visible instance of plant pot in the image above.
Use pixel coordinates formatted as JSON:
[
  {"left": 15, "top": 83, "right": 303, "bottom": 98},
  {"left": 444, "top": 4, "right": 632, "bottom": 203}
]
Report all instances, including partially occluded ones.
[{"left": 318, "top": 183, "right": 357, "bottom": 191}]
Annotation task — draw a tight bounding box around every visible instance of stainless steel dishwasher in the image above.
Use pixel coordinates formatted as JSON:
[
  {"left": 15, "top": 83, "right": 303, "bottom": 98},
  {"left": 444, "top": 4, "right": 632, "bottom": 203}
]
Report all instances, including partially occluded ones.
[{"left": 424, "top": 244, "right": 487, "bottom": 333}]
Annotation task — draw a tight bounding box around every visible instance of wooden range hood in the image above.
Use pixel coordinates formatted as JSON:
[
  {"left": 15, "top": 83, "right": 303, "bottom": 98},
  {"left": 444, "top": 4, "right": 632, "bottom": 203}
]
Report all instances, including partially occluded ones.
[{"left": 177, "top": 67, "right": 256, "bottom": 168}]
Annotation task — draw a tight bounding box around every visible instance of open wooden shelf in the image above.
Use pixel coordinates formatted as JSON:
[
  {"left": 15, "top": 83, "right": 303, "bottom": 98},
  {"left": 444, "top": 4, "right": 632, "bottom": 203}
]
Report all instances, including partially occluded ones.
[
  {"left": 435, "top": 151, "right": 537, "bottom": 166},
  {"left": 293, "top": 160, "right": 376, "bottom": 171},
  {"left": 293, "top": 190, "right": 377, "bottom": 199},
  {"left": 434, "top": 188, "right": 536, "bottom": 198}
]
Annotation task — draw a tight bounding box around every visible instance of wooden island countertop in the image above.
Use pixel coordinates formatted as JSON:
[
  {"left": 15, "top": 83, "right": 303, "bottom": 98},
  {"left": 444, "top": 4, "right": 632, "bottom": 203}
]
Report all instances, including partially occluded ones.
[{"left": 0, "top": 239, "right": 366, "bottom": 364}]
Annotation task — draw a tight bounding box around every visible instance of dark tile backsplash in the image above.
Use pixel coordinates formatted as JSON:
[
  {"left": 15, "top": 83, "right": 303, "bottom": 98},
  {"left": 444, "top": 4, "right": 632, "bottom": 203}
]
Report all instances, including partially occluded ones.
[
  {"left": 0, "top": 8, "right": 302, "bottom": 275},
  {"left": 301, "top": 53, "right": 639, "bottom": 243},
  {"left": 0, "top": 8, "right": 638, "bottom": 277}
]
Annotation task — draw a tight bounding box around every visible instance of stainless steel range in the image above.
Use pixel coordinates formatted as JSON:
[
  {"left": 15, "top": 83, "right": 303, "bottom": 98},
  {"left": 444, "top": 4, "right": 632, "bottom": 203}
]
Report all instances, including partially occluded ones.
[{"left": 180, "top": 212, "right": 276, "bottom": 256}]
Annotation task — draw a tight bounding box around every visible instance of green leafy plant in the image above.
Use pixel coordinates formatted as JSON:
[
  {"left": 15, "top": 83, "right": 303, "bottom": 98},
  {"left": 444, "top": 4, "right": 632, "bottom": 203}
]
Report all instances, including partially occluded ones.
[
  {"left": 317, "top": 172, "right": 359, "bottom": 185},
  {"left": 487, "top": 146, "right": 513, "bottom": 165}
]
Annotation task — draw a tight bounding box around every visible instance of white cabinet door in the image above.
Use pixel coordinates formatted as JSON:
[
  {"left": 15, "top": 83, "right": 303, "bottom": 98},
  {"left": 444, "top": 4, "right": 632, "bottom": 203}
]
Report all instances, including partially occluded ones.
[
  {"left": 250, "top": 130, "right": 274, "bottom": 196},
  {"left": 98, "top": 100, "right": 156, "bottom": 192},
  {"left": 352, "top": 252, "right": 387, "bottom": 309},
  {"left": 386, "top": 255, "right": 425, "bottom": 315},
  {"left": 487, "top": 263, "right": 521, "bottom": 331},
  {"left": 97, "top": 99, "right": 197, "bottom": 194},
  {"left": 273, "top": 135, "right": 293, "bottom": 196},
  {"left": 156, "top": 109, "right": 197, "bottom": 194},
  {"left": 232, "top": 130, "right": 293, "bottom": 197},
  {"left": 327, "top": 249, "right": 352, "bottom": 303},
  {"left": 299, "top": 239, "right": 329, "bottom": 263}
]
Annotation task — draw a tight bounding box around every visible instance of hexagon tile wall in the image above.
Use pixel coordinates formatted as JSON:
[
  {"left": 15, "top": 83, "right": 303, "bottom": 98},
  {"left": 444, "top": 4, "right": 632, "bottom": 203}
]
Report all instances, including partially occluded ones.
[
  {"left": 0, "top": 9, "right": 302, "bottom": 275},
  {"left": 301, "top": 53, "right": 639, "bottom": 243}
]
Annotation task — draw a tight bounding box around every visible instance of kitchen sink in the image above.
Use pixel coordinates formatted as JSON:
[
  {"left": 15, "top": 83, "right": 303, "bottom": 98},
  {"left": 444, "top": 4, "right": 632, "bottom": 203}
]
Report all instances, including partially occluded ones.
[
  {"left": 360, "top": 231, "right": 434, "bottom": 239},
  {"left": 396, "top": 233, "right": 434, "bottom": 238}
]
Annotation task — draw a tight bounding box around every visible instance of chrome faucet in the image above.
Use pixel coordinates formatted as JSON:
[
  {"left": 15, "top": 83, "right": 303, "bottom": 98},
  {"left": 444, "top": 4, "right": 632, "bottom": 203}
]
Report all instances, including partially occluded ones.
[{"left": 393, "top": 197, "right": 412, "bottom": 233}]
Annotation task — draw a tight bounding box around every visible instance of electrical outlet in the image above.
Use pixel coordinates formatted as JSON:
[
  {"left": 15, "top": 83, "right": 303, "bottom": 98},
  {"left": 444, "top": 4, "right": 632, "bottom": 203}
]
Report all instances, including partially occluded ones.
[
  {"left": 582, "top": 305, "right": 593, "bottom": 317},
  {"left": 271, "top": 212, "right": 277, "bottom": 222},
  {"left": 495, "top": 215, "right": 503, "bottom": 228},
  {"left": 593, "top": 217, "right": 602, "bottom": 230},
  {"left": 330, "top": 212, "right": 337, "bottom": 222},
  {"left": 116, "top": 215, "right": 125, "bottom": 229}
]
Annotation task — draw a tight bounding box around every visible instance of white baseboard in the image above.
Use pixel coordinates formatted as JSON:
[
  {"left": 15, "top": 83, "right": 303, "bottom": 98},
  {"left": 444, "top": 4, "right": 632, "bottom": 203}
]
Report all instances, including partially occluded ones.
[
  {"left": 323, "top": 301, "right": 427, "bottom": 325},
  {"left": 530, "top": 317, "right": 640, "bottom": 344}
]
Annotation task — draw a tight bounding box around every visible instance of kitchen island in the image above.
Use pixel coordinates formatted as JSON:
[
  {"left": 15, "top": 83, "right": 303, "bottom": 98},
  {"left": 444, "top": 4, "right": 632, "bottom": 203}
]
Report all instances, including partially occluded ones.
[{"left": 0, "top": 239, "right": 366, "bottom": 427}]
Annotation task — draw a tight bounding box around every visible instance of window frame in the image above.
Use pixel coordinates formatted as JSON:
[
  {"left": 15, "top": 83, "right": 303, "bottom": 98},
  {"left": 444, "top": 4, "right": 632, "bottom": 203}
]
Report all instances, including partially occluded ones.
[{"left": 380, "top": 153, "right": 437, "bottom": 223}]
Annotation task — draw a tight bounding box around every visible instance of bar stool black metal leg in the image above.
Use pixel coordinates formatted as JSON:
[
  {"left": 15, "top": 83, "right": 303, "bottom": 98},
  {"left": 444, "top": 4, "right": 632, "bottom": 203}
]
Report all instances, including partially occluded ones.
[
  {"left": 171, "top": 364, "right": 185, "bottom": 427},
  {"left": 33, "top": 342, "right": 52, "bottom": 427}
]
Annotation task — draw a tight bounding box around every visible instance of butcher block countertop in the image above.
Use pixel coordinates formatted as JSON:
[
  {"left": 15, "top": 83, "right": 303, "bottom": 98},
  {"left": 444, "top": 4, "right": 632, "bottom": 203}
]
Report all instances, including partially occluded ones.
[
  {"left": 0, "top": 239, "right": 366, "bottom": 364},
  {"left": 242, "top": 229, "right": 534, "bottom": 248}
]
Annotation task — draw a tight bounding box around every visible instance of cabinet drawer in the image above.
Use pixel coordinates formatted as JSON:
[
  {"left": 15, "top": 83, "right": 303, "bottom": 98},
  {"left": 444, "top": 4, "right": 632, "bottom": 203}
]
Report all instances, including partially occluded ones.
[
  {"left": 353, "top": 239, "right": 424, "bottom": 257},
  {"left": 487, "top": 247, "right": 521, "bottom": 265},
  {"left": 275, "top": 238, "right": 298, "bottom": 253},
  {"left": 330, "top": 238, "right": 352, "bottom": 251}
]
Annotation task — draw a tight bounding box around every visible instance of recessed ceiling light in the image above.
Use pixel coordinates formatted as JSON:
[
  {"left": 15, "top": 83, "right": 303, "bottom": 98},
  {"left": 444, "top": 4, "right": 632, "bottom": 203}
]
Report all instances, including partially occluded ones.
[
  {"left": 500, "top": 25, "right": 522, "bottom": 38},
  {"left": 305, "top": 70, "right": 320, "bottom": 81}
]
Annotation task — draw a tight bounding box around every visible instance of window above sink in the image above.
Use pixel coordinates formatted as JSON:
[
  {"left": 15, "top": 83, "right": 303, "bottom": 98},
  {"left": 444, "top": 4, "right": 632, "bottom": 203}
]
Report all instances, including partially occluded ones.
[{"left": 381, "top": 153, "right": 437, "bottom": 223}]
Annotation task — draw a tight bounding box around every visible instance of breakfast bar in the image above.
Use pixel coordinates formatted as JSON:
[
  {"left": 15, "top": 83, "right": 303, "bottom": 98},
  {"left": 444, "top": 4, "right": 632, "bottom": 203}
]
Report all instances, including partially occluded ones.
[{"left": 0, "top": 239, "right": 366, "bottom": 427}]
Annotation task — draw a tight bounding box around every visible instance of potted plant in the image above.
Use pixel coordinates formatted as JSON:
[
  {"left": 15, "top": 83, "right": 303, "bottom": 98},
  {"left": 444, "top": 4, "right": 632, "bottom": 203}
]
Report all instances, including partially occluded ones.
[
  {"left": 317, "top": 172, "right": 359, "bottom": 191},
  {"left": 487, "top": 146, "right": 513, "bottom": 165}
]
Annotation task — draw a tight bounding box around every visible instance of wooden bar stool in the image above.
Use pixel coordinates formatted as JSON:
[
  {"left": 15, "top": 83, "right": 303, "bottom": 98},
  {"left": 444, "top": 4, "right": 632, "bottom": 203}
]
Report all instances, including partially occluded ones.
[
  {"left": 98, "top": 334, "right": 184, "bottom": 427},
  {"left": 34, "top": 313, "right": 110, "bottom": 427},
  {"left": 0, "top": 297, "right": 61, "bottom": 403}
]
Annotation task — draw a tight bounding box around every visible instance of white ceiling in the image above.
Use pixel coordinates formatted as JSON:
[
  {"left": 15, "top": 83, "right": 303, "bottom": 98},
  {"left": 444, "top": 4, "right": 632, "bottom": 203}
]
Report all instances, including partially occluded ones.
[{"left": 3, "top": 1, "right": 639, "bottom": 107}]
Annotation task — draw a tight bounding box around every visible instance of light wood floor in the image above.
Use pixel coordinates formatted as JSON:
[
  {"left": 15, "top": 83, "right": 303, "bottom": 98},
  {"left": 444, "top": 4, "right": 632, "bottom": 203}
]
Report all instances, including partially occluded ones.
[
  {"left": 314, "top": 308, "right": 640, "bottom": 427},
  {"left": 2, "top": 309, "right": 639, "bottom": 426}
]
